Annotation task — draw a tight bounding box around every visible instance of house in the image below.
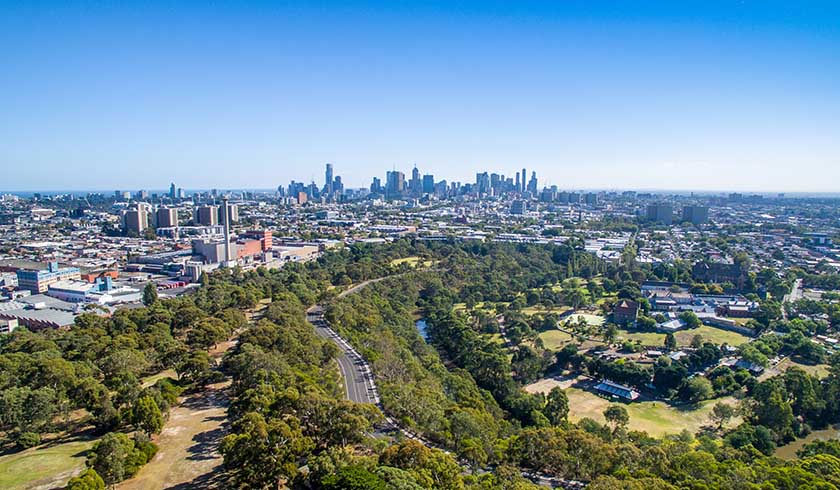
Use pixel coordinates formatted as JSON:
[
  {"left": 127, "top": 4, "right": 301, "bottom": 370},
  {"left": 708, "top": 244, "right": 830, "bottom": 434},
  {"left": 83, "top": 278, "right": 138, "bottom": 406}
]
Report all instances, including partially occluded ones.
[
  {"left": 692, "top": 261, "right": 747, "bottom": 290},
  {"left": 613, "top": 300, "right": 640, "bottom": 325},
  {"left": 594, "top": 380, "right": 640, "bottom": 401}
]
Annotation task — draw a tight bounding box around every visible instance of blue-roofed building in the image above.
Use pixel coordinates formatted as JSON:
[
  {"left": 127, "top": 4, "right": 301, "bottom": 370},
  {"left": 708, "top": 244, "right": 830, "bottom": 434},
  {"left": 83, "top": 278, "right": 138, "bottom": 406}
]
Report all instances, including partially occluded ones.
[
  {"left": 16, "top": 262, "right": 81, "bottom": 293},
  {"left": 594, "top": 380, "right": 640, "bottom": 401}
]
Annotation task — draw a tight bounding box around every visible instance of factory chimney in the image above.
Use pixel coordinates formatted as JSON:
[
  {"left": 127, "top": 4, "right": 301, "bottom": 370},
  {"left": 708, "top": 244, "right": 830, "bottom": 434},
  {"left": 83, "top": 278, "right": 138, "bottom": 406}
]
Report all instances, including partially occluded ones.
[{"left": 222, "top": 197, "right": 232, "bottom": 264}]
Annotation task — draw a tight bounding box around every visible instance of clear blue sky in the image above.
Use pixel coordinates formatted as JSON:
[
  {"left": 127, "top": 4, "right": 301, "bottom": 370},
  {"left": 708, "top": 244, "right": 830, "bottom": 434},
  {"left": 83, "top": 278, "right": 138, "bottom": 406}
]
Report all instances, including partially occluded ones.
[{"left": 2, "top": 1, "right": 839, "bottom": 192}]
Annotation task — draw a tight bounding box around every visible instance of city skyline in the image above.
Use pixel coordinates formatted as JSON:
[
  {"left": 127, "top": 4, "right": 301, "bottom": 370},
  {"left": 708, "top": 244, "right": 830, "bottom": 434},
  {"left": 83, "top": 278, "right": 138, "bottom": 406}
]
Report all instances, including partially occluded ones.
[{"left": 3, "top": 1, "right": 839, "bottom": 192}]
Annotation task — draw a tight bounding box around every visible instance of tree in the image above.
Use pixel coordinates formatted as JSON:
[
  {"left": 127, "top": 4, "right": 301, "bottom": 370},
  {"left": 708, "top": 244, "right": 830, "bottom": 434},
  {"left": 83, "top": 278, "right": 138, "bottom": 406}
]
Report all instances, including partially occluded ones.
[
  {"left": 66, "top": 469, "right": 106, "bottom": 490},
  {"left": 679, "top": 311, "right": 702, "bottom": 329},
  {"left": 321, "top": 465, "right": 387, "bottom": 490},
  {"left": 544, "top": 387, "right": 569, "bottom": 425},
  {"left": 603, "top": 404, "right": 629, "bottom": 433},
  {"left": 710, "top": 402, "right": 735, "bottom": 430},
  {"left": 220, "top": 412, "right": 314, "bottom": 488},
  {"left": 86, "top": 432, "right": 156, "bottom": 485},
  {"left": 664, "top": 332, "right": 677, "bottom": 351},
  {"left": 142, "top": 282, "right": 158, "bottom": 306},
  {"left": 603, "top": 324, "right": 619, "bottom": 344},
  {"left": 132, "top": 396, "right": 164, "bottom": 436},
  {"left": 681, "top": 377, "right": 714, "bottom": 403}
]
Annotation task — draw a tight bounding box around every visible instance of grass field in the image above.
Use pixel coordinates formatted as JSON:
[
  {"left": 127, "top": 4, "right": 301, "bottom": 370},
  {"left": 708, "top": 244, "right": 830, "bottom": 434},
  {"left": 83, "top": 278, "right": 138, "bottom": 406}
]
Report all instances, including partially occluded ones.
[
  {"left": 141, "top": 368, "right": 178, "bottom": 388},
  {"left": 776, "top": 357, "right": 832, "bottom": 379},
  {"left": 521, "top": 306, "right": 572, "bottom": 316},
  {"left": 562, "top": 313, "right": 605, "bottom": 327},
  {"left": 616, "top": 325, "right": 751, "bottom": 348},
  {"left": 0, "top": 439, "right": 94, "bottom": 490},
  {"left": 566, "top": 387, "right": 739, "bottom": 437},
  {"left": 391, "top": 256, "right": 437, "bottom": 268},
  {"left": 617, "top": 329, "right": 665, "bottom": 346},
  {"left": 117, "top": 381, "right": 229, "bottom": 490},
  {"left": 538, "top": 329, "right": 574, "bottom": 350},
  {"left": 674, "top": 325, "right": 751, "bottom": 346}
]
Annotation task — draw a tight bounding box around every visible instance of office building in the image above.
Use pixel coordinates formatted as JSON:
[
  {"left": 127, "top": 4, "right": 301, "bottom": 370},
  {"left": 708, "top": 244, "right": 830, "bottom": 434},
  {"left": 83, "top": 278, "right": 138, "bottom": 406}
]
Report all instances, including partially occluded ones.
[
  {"left": 219, "top": 203, "right": 239, "bottom": 224},
  {"left": 385, "top": 171, "right": 405, "bottom": 199},
  {"left": 521, "top": 168, "right": 526, "bottom": 192},
  {"left": 422, "top": 174, "right": 435, "bottom": 194},
  {"left": 169, "top": 182, "right": 176, "bottom": 199},
  {"left": 123, "top": 203, "right": 150, "bottom": 234},
  {"left": 325, "top": 163, "right": 334, "bottom": 195},
  {"left": 195, "top": 205, "right": 219, "bottom": 226},
  {"left": 647, "top": 203, "right": 674, "bottom": 225},
  {"left": 682, "top": 205, "right": 709, "bottom": 225},
  {"left": 156, "top": 207, "right": 178, "bottom": 228},
  {"left": 510, "top": 199, "right": 527, "bottom": 215},
  {"left": 16, "top": 262, "right": 82, "bottom": 293}
]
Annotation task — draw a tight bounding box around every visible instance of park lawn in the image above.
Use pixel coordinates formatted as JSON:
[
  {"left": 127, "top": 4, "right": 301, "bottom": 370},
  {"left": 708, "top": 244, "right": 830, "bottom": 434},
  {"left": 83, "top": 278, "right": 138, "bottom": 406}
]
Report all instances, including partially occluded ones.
[
  {"left": 538, "top": 330, "right": 574, "bottom": 351},
  {"left": 0, "top": 439, "right": 94, "bottom": 490},
  {"left": 141, "top": 368, "right": 178, "bottom": 388},
  {"left": 391, "top": 256, "right": 422, "bottom": 266},
  {"left": 562, "top": 313, "right": 605, "bottom": 327},
  {"left": 521, "top": 305, "right": 571, "bottom": 316},
  {"left": 776, "top": 357, "right": 832, "bottom": 379},
  {"left": 617, "top": 329, "right": 665, "bottom": 346},
  {"left": 674, "top": 325, "right": 751, "bottom": 347},
  {"left": 566, "top": 387, "right": 739, "bottom": 437}
]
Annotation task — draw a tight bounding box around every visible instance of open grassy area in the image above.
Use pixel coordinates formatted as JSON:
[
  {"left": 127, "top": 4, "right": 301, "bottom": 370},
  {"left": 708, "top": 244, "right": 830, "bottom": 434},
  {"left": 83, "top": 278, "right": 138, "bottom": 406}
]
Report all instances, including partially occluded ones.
[
  {"left": 776, "top": 357, "right": 832, "bottom": 379},
  {"left": 141, "top": 368, "right": 178, "bottom": 388},
  {"left": 0, "top": 439, "right": 94, "bottom": 490},
  {"left": 566, "top": 387, "right": 739, "bottom": 437},
  {"left": 538, "top": 329, "right": 574, "bottom": 350},
  {"left": 617, "top": 329, "right": 666, "bottom": 346},
  {"left": 674, "top": 325, "right": 751, "bottom": 347},
  {"left": 562, "top": 313, "right": 605, "bottom": 327},
  {"left": 117, "top": 381, "right": 229, "bottom": 490},
  {"left": 521, "top": 305, "right": 572, "bottom": 316},
  {"left": 391, "top": 256, "right": 422, "bottom": 266},
  {"left": 391, "top": 256, "right": 437, "bottom": 268},
  {"left": 615, "top": 325, "right": 752, "bottom": 348}
]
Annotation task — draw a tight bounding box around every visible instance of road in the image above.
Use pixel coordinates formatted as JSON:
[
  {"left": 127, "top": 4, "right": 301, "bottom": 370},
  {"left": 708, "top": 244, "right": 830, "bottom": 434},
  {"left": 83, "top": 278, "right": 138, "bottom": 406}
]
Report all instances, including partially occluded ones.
[
  {"left": 306, "top": 306, "right": 379, "bottom": 405},
  {"left": 309, "top": 279, "right": 583, "bottom": 489}
]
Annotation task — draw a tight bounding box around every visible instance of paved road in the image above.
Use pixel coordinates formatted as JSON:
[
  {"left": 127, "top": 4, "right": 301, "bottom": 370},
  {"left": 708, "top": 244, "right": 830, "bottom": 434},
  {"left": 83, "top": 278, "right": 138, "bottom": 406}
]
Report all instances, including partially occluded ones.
[
  {"left": 307, "top": 306, "right": 379, "bottom": 405},
  {"left": 308, "top": 279, "right": 582, "bottom": 489}
]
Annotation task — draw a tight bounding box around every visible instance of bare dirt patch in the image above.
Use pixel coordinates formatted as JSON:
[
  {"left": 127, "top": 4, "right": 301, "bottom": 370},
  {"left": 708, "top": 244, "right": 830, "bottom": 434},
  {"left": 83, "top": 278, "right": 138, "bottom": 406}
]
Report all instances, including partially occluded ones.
[{"left": 116, "top": 381, "right": 230, "bottom": 490}]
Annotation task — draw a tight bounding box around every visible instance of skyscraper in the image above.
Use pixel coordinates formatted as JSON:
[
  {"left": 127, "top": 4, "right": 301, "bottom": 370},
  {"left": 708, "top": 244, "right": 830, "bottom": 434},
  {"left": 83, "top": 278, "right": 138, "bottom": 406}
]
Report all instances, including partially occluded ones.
[
  {"left": 521, "top": 168, "right": 526, "bottom": 192},
  {"left": 385, "top": 171, "right": 405, "bottom": 199},
  {"left": 325, "top": 163, "right": 334, "bottom": 195},
  {"left": 422, "top": 174, "right": 435, "bottom": 194},
  {"left": 169, "top": 182, "right": 176, "bottom": 199},
  {"left": 527, "top": 171, "right": 538, "bottom": 193}
]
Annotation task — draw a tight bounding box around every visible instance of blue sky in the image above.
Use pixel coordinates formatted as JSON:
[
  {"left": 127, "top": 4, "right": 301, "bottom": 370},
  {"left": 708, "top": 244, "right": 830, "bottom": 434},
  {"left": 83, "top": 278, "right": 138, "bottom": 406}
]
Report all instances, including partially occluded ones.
[{"left": 2, "top": 1, "right": 839, "bottom": 192}]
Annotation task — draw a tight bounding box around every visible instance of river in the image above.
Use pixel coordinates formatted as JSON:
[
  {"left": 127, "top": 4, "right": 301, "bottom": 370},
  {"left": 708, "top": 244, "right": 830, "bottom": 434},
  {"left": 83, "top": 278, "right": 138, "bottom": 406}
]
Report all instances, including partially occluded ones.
[
  {"left": 774, "top": 426, "right": 840, "bottom": 460},
  {"left": 415, "top": 319, "right": 429, "bottom": 341}
]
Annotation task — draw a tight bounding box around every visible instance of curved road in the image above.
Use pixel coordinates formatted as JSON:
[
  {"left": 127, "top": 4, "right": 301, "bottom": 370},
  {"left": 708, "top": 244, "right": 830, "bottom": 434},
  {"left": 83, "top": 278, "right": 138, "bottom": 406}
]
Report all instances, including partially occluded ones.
[{"left": 307, "top": 278, "right": 583, "bottom": 489}]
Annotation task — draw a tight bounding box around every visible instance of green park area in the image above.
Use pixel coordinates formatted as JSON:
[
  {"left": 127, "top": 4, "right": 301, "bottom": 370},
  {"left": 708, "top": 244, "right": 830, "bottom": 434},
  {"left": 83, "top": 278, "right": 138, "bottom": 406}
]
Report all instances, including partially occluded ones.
[
  {"left": 617, "top": 325, "right": 751, "bottom": 348},
  {"left": 538, "top": 329, "right": 574, "bottom": 350},
  {"left": 566, "top": 387, "right": 739, "bottom": 437},
  {"left": 390, "top": 256, "right": 437, "bottom": 268},
  {"left": 0, "top": 439, "right": 94, "bottom": 490}
]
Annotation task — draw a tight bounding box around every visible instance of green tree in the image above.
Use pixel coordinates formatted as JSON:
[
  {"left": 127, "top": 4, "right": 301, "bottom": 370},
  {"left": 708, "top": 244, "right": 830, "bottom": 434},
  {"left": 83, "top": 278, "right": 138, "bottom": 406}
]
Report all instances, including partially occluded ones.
[
  {"left": 679, "top": 311, "right": 702, "bottom": 329},
  {"left": 682, "top": 377, "right": 714, "bottom": 403},
  {"left": 543, "top": 387, "right": 569, "bottom": 425},
  {"left": 142, "top": 282, "right": 158, "bottom": 306},
  {"left": 664, "top": 332, "right": 677, "bottom": 351},
  {"left": 321, "top": 465, "right": 387, "bottom": 490},
  {"left": 603, "top": 404, "right": 629, "bottom": 433},
  {"left": 66, "top": 469, "right": 106, "bottom": 490},
  {"left": 132, "top": 396, "right": 164, "bottom": 436},
  {"left": 710, "top": 402, "right": 735, "bottom": 430}
]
